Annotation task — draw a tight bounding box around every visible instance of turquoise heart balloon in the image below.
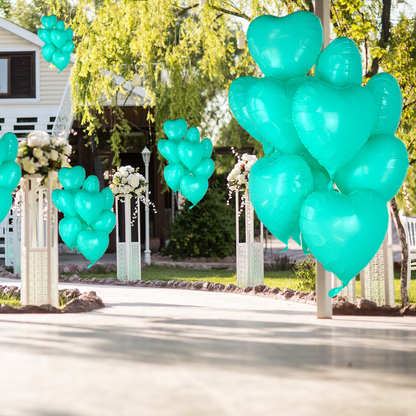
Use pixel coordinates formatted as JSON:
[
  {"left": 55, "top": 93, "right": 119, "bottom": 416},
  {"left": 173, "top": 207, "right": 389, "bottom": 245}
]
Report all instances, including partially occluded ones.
[
  {"left": 366, "top": 73, "right": 403, "bottom": 136},
  {"left": 293, "top": 79, "right": 377, "bottom": 177},
  {"left": 38, "top": 28, "right": 52, "bottom": 44},
  {"left": 0, "top": 186, "right": 12, "bottom": 223},
  {"left": 41, "top": 44, "right": 57, "bottom": 63},
  {"left": 228, "top": 76, "right": 272, "bottom": 148},
  {"left": 334, "top": 134, "right": 409, "bottom": 201},
  {"left": 101, "top": 187, "right": 114, "bottom": 210},
  {"left": 0, "top": 161, "right": 21, "bottom": 192},
  {"left": 315, "top": 37, "right": 362, "bottom": 87},
  {"left": 201, "top": 138, "right": 213, "bottom": 158},
  {"left": 83, "top": 175, "right": 100, "bottom": 193},
  {"left": 180, "top": 175, "right": 208, "bottom": 207},
  {"left": 3, "top": 132, "right": 18, "bottom": 162},
  {"left": 163, "top": 119, "right": 188, "bottom": 140},
  {"left": 0, "top": 135, "right": 8, "bottom": 167},
  {"left": 300, "top": 189, "right": 388, "bottom": 290},
  {"left": 247, "top": 76, "right": 308, "bottom": 154},
  {"left": 164, "top": 163, "right": 186, "bottom": 192},
  {"left": 51, "top": 29, "right": 67, "bottom": 49},
  {"left": 74, "top": 190, "right": 104, "bottom": 225},
  {"left": 299, "top": 148, "right": 326, "bottom": 173},
  {"left": 247, "top": 12, "right": 323, "bottom": 80},
  {"left": 61, "top": 41, "right": 74, "bottom": 54},
  {"left": 178, "top": 141, "right": 204, "bottom": 171},
  {"left": 59, "top": 216, "right": 83, "bottom": 249},
  {"left": 248, "top": 154, "right": 313, "bottom": 246},
  {"left": 185, "top": 127, "right": 200, "bottom": 143},
  {"left": 66, "top": 27, "right": 74, "bottom": 40},
  {"left": 55, "top": 20, "right": 65, "bottom": 31},
  {"left": 77, "top": 230, "right": 109, "bottom": 265},
  {"left": 51, "top": 189, "right": 78, "bottom": 216},
  {"left": 59, "top": 166, "right": 86, "bottom": 190},
  {"left": 41, "top": 15, "right": 57, "bottom": 29},
  {"left": 191, "top": 158, "right": 214, "bottom": 179},
  {"left": 90, "top": 210, "right": 116, "bottom": 234},
  {"left": 157, "top": 139, "right": 180, "bottom": 164},
  {"left": 312, "top": 169, "right": 331, "bottom": 192},
  {"left": 52, "top": 51, "right": 70, "bottom": 72}
]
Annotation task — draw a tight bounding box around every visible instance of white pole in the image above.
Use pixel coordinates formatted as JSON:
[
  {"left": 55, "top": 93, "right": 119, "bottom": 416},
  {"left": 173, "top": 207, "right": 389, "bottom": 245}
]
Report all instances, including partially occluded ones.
[{"left": 144, "top": 157, "right": 151, "bottom": 265}]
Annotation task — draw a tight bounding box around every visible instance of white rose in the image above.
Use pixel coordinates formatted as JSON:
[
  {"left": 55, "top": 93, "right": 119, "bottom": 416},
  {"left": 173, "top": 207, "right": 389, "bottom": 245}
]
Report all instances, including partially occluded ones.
[
  {"left": 17, "top": 148, "right": 24, "bottom": 157},
  {"left": 50, "top": 149, "right": 59, "bottom": 161},
  {"left": 242, "top": 154, "right": 257, "bottom": 162},
  {"left": 63, "top": 144, "right": 72, "bottom": 155},
  {"left": 55, "top": 137, "right": 67, "bottom": 146},
  {"left": 22, "top": 157, "right": 37, "bottom": 174},
  {"left": 38, "top": 157, "right": 48, "bottom": 166},
  {"left": 40, "top": 136, "right": 51, "bottom": 147},
  {"left": 129, "top": 175, "right": 139, "bottom": 188},
  {"left": 49, "top": 170, "right": 58, "bottom": 180},
  {"left": 236, "top": 174, "right": 246, "bottom": 184},
  {"left": 27, "top": 135, "right": 41, "bottom": 148},
  {"left": 33, "top": 148, "right": 43, "bottom": 159},
  {"left": 119, "top": 167, "right": 127, "bottom": 177}
]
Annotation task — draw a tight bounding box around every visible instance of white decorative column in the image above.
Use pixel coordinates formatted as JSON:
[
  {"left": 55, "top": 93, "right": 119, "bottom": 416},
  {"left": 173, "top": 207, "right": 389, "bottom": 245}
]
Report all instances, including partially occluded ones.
[
  {"left": 236, "top": 190, "right": 264, "bottom": 287},
  {"left": 141, "top": 147, "right": 152, "bottom": 265},
  {"left": 361, "top": 212, "right": 395, "bottom": 306},
  {"left": 115, "top": 194, "right": 141, "bottom": 281},
  {"left": 20, "top": 174, "right": 59, "bottom": 307}
]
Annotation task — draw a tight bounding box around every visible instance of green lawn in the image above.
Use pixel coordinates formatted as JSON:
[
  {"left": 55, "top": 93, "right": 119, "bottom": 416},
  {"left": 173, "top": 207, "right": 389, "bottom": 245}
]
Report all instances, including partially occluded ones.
[{"left": 71, "top": 266, "right": 416, "bottom": 305}]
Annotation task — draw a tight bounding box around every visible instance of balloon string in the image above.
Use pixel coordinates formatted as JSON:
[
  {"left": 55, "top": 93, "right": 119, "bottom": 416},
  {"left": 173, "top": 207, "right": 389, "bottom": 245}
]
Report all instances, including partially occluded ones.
[{"left": 328, "top": 286, "right": 344, "bottom": 298}]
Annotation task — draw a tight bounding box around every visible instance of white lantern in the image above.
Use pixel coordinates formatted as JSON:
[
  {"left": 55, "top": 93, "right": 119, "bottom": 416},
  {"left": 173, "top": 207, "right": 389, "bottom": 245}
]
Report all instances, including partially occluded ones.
[
  {"left": 237, "top": 35, "right": 246, "bottom": 49},
  {"left": 20, "top": 174, "right": 59, "bottom": 307}
]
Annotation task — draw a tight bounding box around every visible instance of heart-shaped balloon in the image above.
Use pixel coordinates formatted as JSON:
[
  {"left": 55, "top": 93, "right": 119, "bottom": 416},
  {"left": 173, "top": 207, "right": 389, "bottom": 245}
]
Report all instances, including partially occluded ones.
[
  {"left": 334, "top": 134, "right": 409, "bottom": 201},
  {"left": 300, "top": 189, "right": 388, "bottom": 288},
  {"left": 101, "top": 187, "right": 114, "bottom": 210},
  {"left": 163, "top": 119, "right": 188, "bottom": 140},
  {"left": 247, "top": 76, "right": 308, "bottom": 154},
  {"left": 59, "top": 216, "right": 83, "bottom": 249},
  {"left": 178, "top": 141, "right": 204, "bottom": 171},
  {"left": 90, "top": 210, "right": 116, "bottom": 234},
  {"left": 315, "top": 37, "right": 362, "bottom": 87},
  {"left": 191, "top": 158, "right": 215, "bottom": 179},
  {"left": 83, "top": 175, "right": 100, "bottom": 193},
  {"left": 61, "top": 40, "right": 74, "bottom": 54},
  {"left": 38, "top": 28, "right": 52, "bottom": 44},
  {"left": 158, "top": 139, "right": 180, "bottom": 164},
  {"left": 51, "top": 51, "right": 70, "bottom": 72},
  {"left": 228, "top": 76, "right": 272, "bottom": 148},
  {"left": 366, "top": 73, "right": 403, "bottom": 136},
  {"left": 247, "top": 12, "right": 323, "bottom": 80},
  {"left": 41, "top": 15, "right": 57, "bottom": 29},
  {"left": 248, "top": 154, "right": 313, "bottom": 246},
  {"left": 299, "top": 148, "right": 326, "bottom": 173},
  {"left": 51, "top": 29, "right": 67, "bottom": 49},
  {"left": 66, "top": 27, "right": 74, "bottom": 40},
  {"left": 41, "top": 44, "right": 57, "bottom": 63},
  {"left": 0, "top": 161, "right": 21, "bottom": 192},
  {"left": 201, "top": 138, "right": 213, "bottom": 158},
  {"left": 185, "top": 127, "right": 200, "bottom": 143},
  {"left": 51, "top": 189, "right": 78, "bottom": 216},
  {"left": 0, "top": 186, "right": 12, "bottom": 223},
  {"left": 77, "top": 230, "right": 109, "bottom": 265},
  {"left": 180, "top": 175, "right": 208, "bottom": 207},
  {"left": 164, "top": 163, "right": 186, "bottom": 192},
  {"left": 1, "top": 132, "right": 18, "bottom": 162},
  {"left": 312, "top": 169, "right": 331, "bottom": 192},
  {"left": 74, "top": 190, "right": 104, "bottom": 225},
  {"left": 0, "top": 135, "right": 8, "bottom": 167},
  {"left": 293, "top": 79, "right": 377, "bottom": 176},
  {"left": 59, "top": 166, "right": 86, "bottom": 190},
  {"left": 55, "top": 20, "right": 65, "bottom": 31}
]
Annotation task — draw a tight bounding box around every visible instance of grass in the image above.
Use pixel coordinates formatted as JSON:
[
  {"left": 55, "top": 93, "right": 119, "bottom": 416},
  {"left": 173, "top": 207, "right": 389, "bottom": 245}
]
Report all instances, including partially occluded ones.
[
  {"left": 0, "top": 295, "right": 21, "bottom": 307},
  {"left": 67, "top": 266, "right": 416, "bottom": 305}
]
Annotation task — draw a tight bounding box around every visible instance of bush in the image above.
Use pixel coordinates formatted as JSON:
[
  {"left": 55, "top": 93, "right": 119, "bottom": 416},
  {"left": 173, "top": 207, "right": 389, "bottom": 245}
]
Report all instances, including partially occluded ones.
[
  {"left": 293, "top": 254, "right": 316, "bottom": 292},
  {"left": 162, "top": 174, "right": 235, "bottom": 259},
  {"left": 265, "top": 254, "right": 294, "bottom": 271}
]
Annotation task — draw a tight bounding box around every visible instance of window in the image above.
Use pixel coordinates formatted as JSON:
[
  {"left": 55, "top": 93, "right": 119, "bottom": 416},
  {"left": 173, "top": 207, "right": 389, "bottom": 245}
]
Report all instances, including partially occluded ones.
[{"left": 0, "top": 52, "right": 35, "bottom": 98}]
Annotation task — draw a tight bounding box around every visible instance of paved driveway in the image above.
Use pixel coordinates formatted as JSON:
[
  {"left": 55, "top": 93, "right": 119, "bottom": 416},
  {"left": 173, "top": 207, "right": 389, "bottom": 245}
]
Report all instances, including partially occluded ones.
[{"left": 0, "top": 278, "right": 415, "bottom": 416}]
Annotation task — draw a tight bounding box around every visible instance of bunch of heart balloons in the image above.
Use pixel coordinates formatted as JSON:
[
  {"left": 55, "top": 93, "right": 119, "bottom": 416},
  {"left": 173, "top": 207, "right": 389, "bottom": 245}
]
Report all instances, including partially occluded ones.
[
  {"left": 38, "top": 15, "right": 74, "bottom": 73},
  {"left": 0, "top": 133, "right": 21, "bottom": 222},
  {"left": 158, "top": 119, "right": 214, "bottom": 208},
  {"left": 52, "top": 166, "right": 116, "bottom": 266},
  {"left": 229, "top": 11, "right": 409, "bottom": 296}
]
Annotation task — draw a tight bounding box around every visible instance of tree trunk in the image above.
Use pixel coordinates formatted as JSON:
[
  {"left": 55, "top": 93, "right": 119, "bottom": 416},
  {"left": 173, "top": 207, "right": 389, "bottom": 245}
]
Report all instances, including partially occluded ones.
[{"left": 390, "top": 197, "right": 410, "bottom": 306}]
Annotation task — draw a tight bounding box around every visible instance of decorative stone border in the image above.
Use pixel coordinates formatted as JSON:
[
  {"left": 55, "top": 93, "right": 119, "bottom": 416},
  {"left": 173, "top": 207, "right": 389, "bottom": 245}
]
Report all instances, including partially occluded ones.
[
  {"left": 1, "top": 266, "right": 415, "bottom": 316},
  {"left": 0, "top": 285, "right": 105, "bottom": 314}
]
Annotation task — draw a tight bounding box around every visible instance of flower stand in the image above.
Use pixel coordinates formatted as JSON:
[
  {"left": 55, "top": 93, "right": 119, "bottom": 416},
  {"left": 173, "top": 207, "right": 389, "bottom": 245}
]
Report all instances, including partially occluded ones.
[
  {"left": 115, "top": 194, "right": 141, "bottom": 281},
  {"left": 360, "top": 213, "right": 395, "bottom": 306},
  {"left": 236, "top": 190, "right": 264, "bottom": 287},
  {"left": 20, "top": 174, "right": 59, "bottom": 307}
]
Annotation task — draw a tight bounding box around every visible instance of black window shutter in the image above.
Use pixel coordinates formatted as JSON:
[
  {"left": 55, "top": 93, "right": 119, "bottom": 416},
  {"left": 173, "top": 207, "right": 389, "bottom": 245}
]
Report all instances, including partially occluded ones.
[{"left": 10, "top": 54, "right": 35, "bottom": 98}]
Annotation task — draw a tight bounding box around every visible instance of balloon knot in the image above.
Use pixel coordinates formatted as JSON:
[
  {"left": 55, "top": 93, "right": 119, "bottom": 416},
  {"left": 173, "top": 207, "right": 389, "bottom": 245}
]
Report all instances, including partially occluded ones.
[
  {"left": 189, "top": 205, "right": 195, "bottom": 210},
  {"left": 276, "top": 245, "right": 288, "bottom": 254},
  {"left": 87, "top": 264, "right": 94, "bottom": 269},
  {"left": 328, "top": 286, "right": 344, "bottom": 298}
]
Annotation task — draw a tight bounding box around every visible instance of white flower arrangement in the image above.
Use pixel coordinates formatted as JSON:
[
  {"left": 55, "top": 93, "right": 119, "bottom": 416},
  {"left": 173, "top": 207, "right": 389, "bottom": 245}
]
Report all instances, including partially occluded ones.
[
  {"left": 109, "top": 165, "right": 147, "bottom": 197},
  {"left": 227, "top": 150, "right": 257, "bottom": 194},
  {"left": 16, "top": 130, "right": 72, "bottom": 177}
]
